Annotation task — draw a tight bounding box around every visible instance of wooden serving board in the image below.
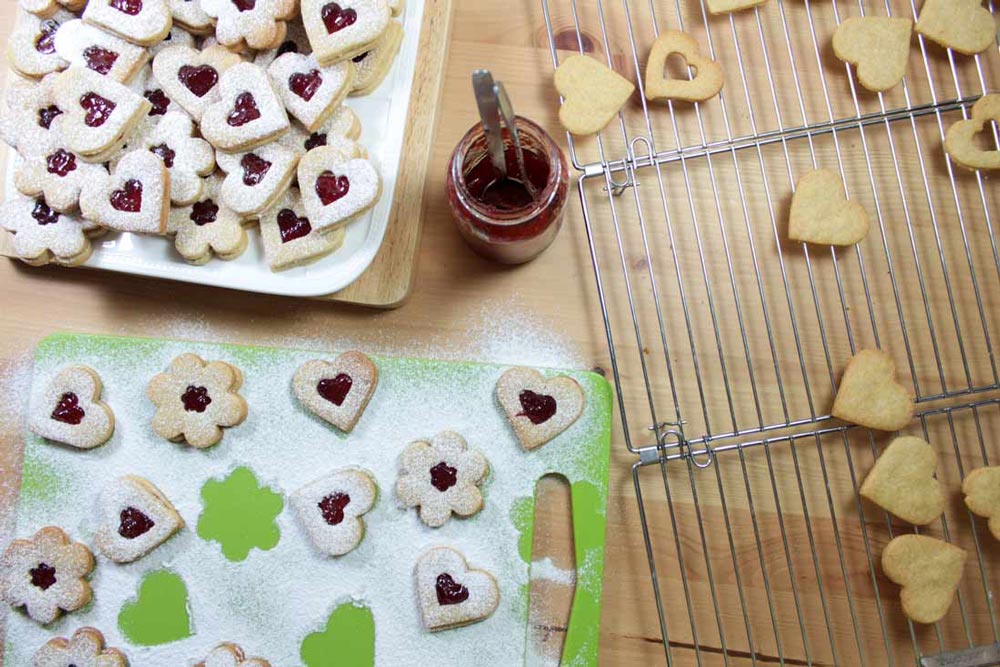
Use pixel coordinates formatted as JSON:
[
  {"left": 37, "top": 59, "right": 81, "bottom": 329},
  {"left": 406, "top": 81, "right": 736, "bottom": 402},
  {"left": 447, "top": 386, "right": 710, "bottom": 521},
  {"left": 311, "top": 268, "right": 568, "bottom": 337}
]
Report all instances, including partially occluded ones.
[{"left": 0, "top": 0, "right": 453, "bottom": 308}]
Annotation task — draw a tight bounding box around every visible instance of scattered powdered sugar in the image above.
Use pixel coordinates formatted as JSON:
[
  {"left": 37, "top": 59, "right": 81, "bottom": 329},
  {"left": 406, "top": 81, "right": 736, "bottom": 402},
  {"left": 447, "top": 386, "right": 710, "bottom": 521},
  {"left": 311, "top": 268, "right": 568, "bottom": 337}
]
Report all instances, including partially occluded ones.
[{"left": 529, "top": 557, "right": 575, "bottom": 586}]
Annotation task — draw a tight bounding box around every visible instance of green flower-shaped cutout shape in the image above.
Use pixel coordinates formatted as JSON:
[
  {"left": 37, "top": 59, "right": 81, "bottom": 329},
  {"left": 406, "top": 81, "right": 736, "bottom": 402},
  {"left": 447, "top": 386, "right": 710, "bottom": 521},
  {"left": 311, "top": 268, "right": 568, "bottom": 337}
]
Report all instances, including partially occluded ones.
[
  {"left": 301, "top": 602, "right": 375, "bottom": 667},
  {"left": 197, "top": 467, "right": 283, "bottom": 562},
  {"left": 118, "top": 570, "right": 192, "bottom": 646}
]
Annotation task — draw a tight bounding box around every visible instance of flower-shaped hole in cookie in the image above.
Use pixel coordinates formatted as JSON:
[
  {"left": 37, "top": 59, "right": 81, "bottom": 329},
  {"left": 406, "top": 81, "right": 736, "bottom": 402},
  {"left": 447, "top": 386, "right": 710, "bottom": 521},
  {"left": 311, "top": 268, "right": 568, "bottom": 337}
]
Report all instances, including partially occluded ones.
[
  {"left": 198, "top": 467, "right": 283, "bottom": 562},
  {"left": 395, "top": 431, "right": 489, "bottom": 528},
  {"left": 33, "top": 626, "right": 127, "bottom": 667}
]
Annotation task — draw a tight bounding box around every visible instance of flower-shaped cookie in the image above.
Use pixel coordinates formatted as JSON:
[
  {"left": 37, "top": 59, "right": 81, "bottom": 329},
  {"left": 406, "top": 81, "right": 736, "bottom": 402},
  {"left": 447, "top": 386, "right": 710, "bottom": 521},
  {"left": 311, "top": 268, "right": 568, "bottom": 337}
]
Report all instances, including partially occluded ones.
[
  {"left": 129, "top": 110, "right": 216, "bottom": 205},
  {"left": 168, "top": 175, "right": 249, "bottom": 263},
  {"left": 1, "top": 73, "right": 62, "bottom": 157},
  {"left": 54, "top": 19, "right": 149, "bottom": 84},
  {"left": 258, "top": 187, "right": 346, "bottom": 270},
  {"left": 396, "top": 431, "right": 489, "bottom": 528},
  {"left": 201, "top": 0, "right": 297, "bottom": 51},
  {"left": 277, "top": 104, "right": 361, "bottom": 156},
  {"left": 147, "top": 353, "right": 248, "bottom": 448},
  {"left": 197, "top": 642, "right": 271, "bottom": 667},
  {"left": 414, "top": 547, "right": 500, "bottom": 632},
  {"left": 14, "top": 130, "right": 110, "bottom": 213},
  {"left": 95, "top": 475, "right": 184, "bottom": 563},
  {"left": 216, "top": 141, "right": 300, "bottom": 219},
  {"left": 0, "top": 195, "right": 93, "bottom": 267},
  {"left": 30, "top": 365, "right": 115, "bottom": 448},
  {"left": 8, "top": 8, "right": 72, "bottom": 79},
  {"left": 292, "top": 468, "right": 377, "bottom": 556},
  {"left": 82, "top": 0, "right": 172, "bottom": 46},
  {"left": 0, "top": 526, "right": 94, "bottom": 624},
  {"left": 34, "top": 627, "right": 127, "bottom": 667}
]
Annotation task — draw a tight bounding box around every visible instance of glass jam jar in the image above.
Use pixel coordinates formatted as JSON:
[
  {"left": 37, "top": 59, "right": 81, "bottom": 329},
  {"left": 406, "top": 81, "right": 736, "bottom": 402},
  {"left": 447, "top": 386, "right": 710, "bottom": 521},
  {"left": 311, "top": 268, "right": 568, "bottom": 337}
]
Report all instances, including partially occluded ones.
[{"left": 446, "top": 116, "right": 569, "bottom": 264}]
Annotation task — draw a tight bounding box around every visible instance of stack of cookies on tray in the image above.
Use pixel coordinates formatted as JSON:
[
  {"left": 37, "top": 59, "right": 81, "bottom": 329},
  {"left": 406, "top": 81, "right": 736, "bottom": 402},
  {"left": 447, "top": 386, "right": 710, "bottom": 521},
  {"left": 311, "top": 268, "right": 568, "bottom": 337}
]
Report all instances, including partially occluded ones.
[{"left": 1, "top": 0, "right": 404, "bottom": 270}]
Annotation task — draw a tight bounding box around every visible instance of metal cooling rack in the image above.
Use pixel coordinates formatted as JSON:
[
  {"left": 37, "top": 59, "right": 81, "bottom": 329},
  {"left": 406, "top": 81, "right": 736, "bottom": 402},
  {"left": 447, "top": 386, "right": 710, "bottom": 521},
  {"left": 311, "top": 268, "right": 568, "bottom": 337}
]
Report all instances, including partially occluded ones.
[{"left": 540, "top": 0, "right": 999, "bottom": 665}]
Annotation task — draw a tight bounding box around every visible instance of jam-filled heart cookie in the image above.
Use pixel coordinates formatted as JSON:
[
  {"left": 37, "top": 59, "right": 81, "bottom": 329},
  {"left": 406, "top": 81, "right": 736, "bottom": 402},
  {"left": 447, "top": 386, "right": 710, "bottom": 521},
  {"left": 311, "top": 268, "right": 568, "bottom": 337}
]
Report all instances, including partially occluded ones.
[
  {"left": 292, "top": 468, "right": 377, "bottom": 556},
  {"left": 196, "top": 643, "right": 272, "bottom": 667},
  {"left": 147, "top": 352, "right": 248, "bottom": 448},
  {"left": 0, "top": 526, "right": 94, "bottom": 625},
  {"left": 963, "top": 467, "right": 1000, "bottom": 541},
  {"left": 0, "top": 195, "right": 93, "bottom": 267},
  {"left": 301, "top": 0, "right": 391, "bottom": 65},
  {"left": 153, "top": 45, "right": 244, "bottom": 122},
  {"left": 95, "top": 475, "right": 184, "bottom": 563},
  {"left": 168, "top": 0, "right": 213, "bottom": 35},
  {"left": 259, "top": 187, "right": 346, "bottom": 270},
  {"left": 496, "top": 367, "right": 585, "bottom": 450},
  {"left": 1, "top": 74, "right": 63, "bottom": 156},
  {"left": 268, "top": 53, "right": 355, "bottom": 131},
  {"left": 168, "top": 175, "right": 249, "bottom": 263},
  {"left": 292, "top": 351, "right": 378, "bottom": 432},
  {"left": 129, "top": 110, "right": 216, "bottom": 205},
  {"left": 54, "top": 19, "right": 150, "bottom": 84},
  {"left": 80, "top": 149, "right": 171, "bottom": 234},
  {"left": 201, "top": 0, "right": 297, "bottom": 51},
  {"left": 34, "top": 627, "right": 127, "bottom": 667},
  {"left": 54, "top": 67, "right": 152, "bottom": 160},
  {"left": 277, "top": 104, "right": 362, "bottom": 156},
  {"left": 30, "top": 365, "right": 115, "bottom": 449},
  {"left": 201, "top": 62, "right": 291, "bottom": 152},
  {"left": 8, "top": 8, "right": 72, "bottom": 80},
  {"left": 414, "top": 547, "right": 500, "bottom": 632},
  {"left": 298, "top": 144, "right": 381, "bottom": 231},
  {"left": 82, "top": 0, "right": 172, "bottom": 47},
  {"left": 14, "top": 132, "right": 110, "bottom": 212},
  {"left": 396, "top": 431, "right": 489, "bottom": 528},
  {"left": 350, "top": 19, "right": 402, "bottom": 96},
  {"left": 216, "top": 141, "right": 300, "bottom": 218}
]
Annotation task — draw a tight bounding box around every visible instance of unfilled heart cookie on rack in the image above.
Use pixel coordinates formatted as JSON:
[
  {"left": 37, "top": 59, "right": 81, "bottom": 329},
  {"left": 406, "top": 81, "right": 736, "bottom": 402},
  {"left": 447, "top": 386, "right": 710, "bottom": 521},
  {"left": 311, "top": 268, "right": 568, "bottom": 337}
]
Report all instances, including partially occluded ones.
[
  {"left": 7, "top": 8, "right": 72, "bottom": 80},
  {"left": 705, "top": 0, "right": 767, "bottom": 14},
  {"left": 298, "top": 144, "right": 381, "bottom": 231},
  {"left": 152, "top": 45, "right": 244, "bottom": 122},
  {"left": 53, "top": 67, "right": 151, "bottom": 159},
  {"left": 945, "top": 95, "right": 1000, "bottom": 172},
  {"left": 414, "top": 547, "right": 499, "bottom": 632},
  {"left": 644, "top": 30, "right": 724, "bottom": 103},
  {"left": 54, "top": 19, "right": 149, "bottom": 84},
  {"left": 789, "top": 168, "right": 870, "bottom": 246},
  {"left": 82, "top": 0, "right": 172, "bottom": 47},
  {"left": 80, "top": 149, "right": 170, "bottom": 234},
  {"left": 301, "top": 0, "right": 391, "bottom": 65},
  {"left": 216, "top": 142, "right": 300, "bottom": 219},
  {"left": 268, "top": 52, "right": 355, "bottom": 131},
  {"left": 554, "top": 54, "right": 634, "bottom": 136},
  {"left": 496, "top": 367, "right": 585, "bottom": 450},
  {"left": 29, "top": 365, "right": 115, "bottom": 449},
  {"left": 860, "top": 436, "right": 944, "bottom": 525},
  {"left": 832, "top": 349, "right": 914, "bottom": 431},
  {"left": 832, "top": 16, "right": 913, "bottom": 92},
  {"left": 200, "top": 62, "right": 290, "bottom": 152},
  {"left": 95, "top": 475, "right": 184, "bottom": 563},
  {"left": 291, "top": 468, "right": 377, "bottom": 556},
  {"left": 915, "top": 0, "right": 996, "bottom": 56},
  {"left": 882, "top": 534, "right": 966, "bottom": 624},
  {"left": 292, "top": 351, "right": 379, "bottom": 432},
  {"left": 963, "top": 467, "right": 1000, "bottom": 541}
]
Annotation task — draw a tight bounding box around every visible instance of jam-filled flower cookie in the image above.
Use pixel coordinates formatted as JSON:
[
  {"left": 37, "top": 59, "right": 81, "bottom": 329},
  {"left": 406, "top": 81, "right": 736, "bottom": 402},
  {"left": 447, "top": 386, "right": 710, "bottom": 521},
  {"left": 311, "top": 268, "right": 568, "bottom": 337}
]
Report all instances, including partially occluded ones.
[
  {"left": 292, "top": 468, "right": 377, "bottom": 556},
  {"left": 168, "top": 175, "right": 249, "bottom": 263},
  {"left": 54, "top": 19, "right": 150, "bottom": 84},
  {"left": 152, "top": 45, "right": 244, "bottom": 122},
  {"left": 201, "top": 0, "right": 297, "bottom": 51},
  {"left": 200, "top": 62, "right": 291, "bottom": 152},
  {"left": 1, "top": 74, "right": 63, "bottom": 156},
  {"left": 277, "top": 104, "right": 361, "bottom": 156},
  {"left": 33, "top": 626, "right": 127, "bottom": 667},
  {"left": 147, "top": 353, "right": 248, "bottom": 448},
  {"left": 0, "top": 195, "right": 93, "bottom": 267},
  {"left": 0, "top": 526, "right": 94, "bottom": 624},
  {"left": 301, "top": 0, "right": 391, "bottom": 65},
  {"left": 298, "top": 143, "right": 381, "bottom": 231},
  {"left": 80, "top": 149, "right": 171, "bottom": 235},
  {"left": 258, "top": 187, "right": 346, "bottom": 270},
  {"left": 496, "top": 367, "right": 585, "bottom": 450},
  {"left": 54, "top": 67, "right": 152, "bottom": 160},
  {"left": 268, "top": 52, "right": 355, "bottom": 131},
  {"left": 30, "top": 365, "right": 115, "bottom": 449},
  {"left": 414, "top": 547, "right": 500, "bottom": 632},
  {"left": 82, "top": 0, "right": 172, "bottom": 47},
  {"left": 216, "top": 141, "right": 300, "bottom": 219},
  {"left": 8, "top": 8, "right": 72, "bottom": 80},
  {"left": 129, "top": 109, "right": 216, "bottom": 205},
  {"left": 196, "top": 643, "right": 271, "bottom": 667},
  {"left": 14, "top": 132, "right": 110, "bottom": 213},
  {"left": 95, "top": 475, "right": 184, "bottom": 563},
  {"left": 396, "top": 431, "right": 489, "bottom": 528},
  {"left": 292, "top": 351, "right": 378, "bottom": 432}
]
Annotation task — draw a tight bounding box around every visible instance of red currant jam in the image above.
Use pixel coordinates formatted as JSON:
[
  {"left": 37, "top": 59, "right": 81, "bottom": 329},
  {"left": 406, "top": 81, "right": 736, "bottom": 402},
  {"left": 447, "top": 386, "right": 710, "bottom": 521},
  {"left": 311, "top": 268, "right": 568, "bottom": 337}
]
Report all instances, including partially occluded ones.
[
  {"left": 118, "top": 507, "right": 155, "bottom": 539},
  {"left": 304, "top": 132, "right": 327, "bottom": 150},
  {"left": 240, "top": 153, "right": 271, "bottom": 186},
  {"left": 227, "top": 92, "right": 261, "bottom": 127},
  {"left": 231, "top": 0, "right": 256, "bottom": 11},
  {"left": 145, "top": 89, "right": 171, "bottom": 116},
  {"left": 150, "top": 143, "right": 176, "bottom": 168},
  {"left": 517, "top": 389, "right": 556, "bottom": 425},
  {"left": 110, "top": 179, "right": 143, "bottom": 213},
  {"left": 51, "top": 392, "right": 85, "bottom": 424},
  {"left": 318, "top": 492, "right": 351, "bottom": 526},
  {"left": 429, "top": 462, "right": 458, "bottom": 492},
  {"left": 276, "top": 209, "right": 311, "bottom": 243},
  {"left": 178, "top": 65, "right": 218, "bottom": 98},
  {"left": 32, "top": 201, "right": 60, "bottom": 226},
  {"left": 321, "top": 3, "right": 357, "bottom": 34},
  {"left": 80, "top": 92, "right": 117, "bottom": 128},
  {"left": 435, "top": 574, "right": 469, "bottom": 606},
  {"left": 47, "top": 149, "right": 77, "bottom": 177},
  {"left": 277, "top": 40, "right": 299, "bottom": 56},
  {"left": 315, "top": 172, "right": 350, "bottom": 206},
  {"left": 29, "top": 563, "right": 57, "bottom": 590},
  {"left": 83, "top": 46, "right": 119, "bottom": 75},
  {"left": 289, "top": 70, "right": 323, "bottom": 102},
  {"left": 35, "top": 20, "right": 59, "bottom": 55},
  {"left": 109, "top": 0, "right": 143, "bottom": 16},
  {"left": 181, "top": 385, "right": 212, "bottom": 412},
  {"left": 317, "top": 374, "right": 353, "bottom": 406},
  {"left": 190, "top": 200, "right": 219, "bottom": 226},
  {"left": 38, "top": 105, "right": 63, "bottom": 129}
]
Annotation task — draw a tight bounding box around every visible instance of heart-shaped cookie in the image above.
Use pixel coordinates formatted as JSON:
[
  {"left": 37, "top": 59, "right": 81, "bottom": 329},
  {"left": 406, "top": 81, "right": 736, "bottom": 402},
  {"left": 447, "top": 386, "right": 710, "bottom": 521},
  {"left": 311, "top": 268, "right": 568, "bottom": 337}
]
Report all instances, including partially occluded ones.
[
  {"left": 54, "top": 19, "right": 149, "bottom": 84},
  {"left": 29, "top": 365, "right": 115, "bottom": 449},
  {"left": 259, "top": 187, "right": 346, "bottom": 270},
  {"left": 94, "top": 475, "right": 184, "bottom": 563},
  {"left": 292, "top": 351, "right": 379, "bottom": 432},
  {"left": 915, "top": 0, "right": 996, "bottom": 56},
  {"left": 860, "top": 436, "right": 944, "bottom": 525},
  {"left": 496, "top": 366, "right": 585, "bottom": 450},
  {"left": 268, "top": 52, "right": 355, "bottom": 131},
  {"left": 254, "top": 16, "right": 312, "bottom": 68},
  {"left": 350, "top": 19, "right": 403, "bottom": 96},
  {"left": 945, "top": 95, "right": 1000, "bottom": 172},
  {"left": 298, "top": 144, "right": 381, "bottom": 231},
  {"left": 705, "top": 0, "right": 767, "bottom": 14},
  {"left": 128, "top": 110, "right": 216, "bottom": 205},
  {"left": 54, "top": 67, "right": 151, "bottom": 159},
  {"left": 554, "top": 54, "right": 635, "bottom": 136},
  {"left": 963, "top": 467, "right": 1000, "bottom": 541},
  {"left": 82, "top": 0, "right": 172, "bottom": 47},
  {"left": 152, "top": 45, "right": 244, "bottom": 122},
  {"left": 882, "top": 534, "right": 967, "bottom": 624},
  {"left": 644, "top": 30, "right": 724, "bottom": 103},
  {"left": 1, "top": 74, "right": 63, "bottom": 156},
  {"left": 832, "top": 16, "right": 913, "bottom": 92},
  {"left": 291, "top": 468, "right": 377, "bottom": 556},
  {"left": 201, "top": 0, "right": 297, "bottom": 50},
  {"left": 216, "top": 141, "right": 300, "bottom": 218},
  {"left": 832, "top": 349, "right": 914, "bottom": 431},
  {"left": 789, "top": 168, "right": 870, "bottom": 246},
  {"left": 414, "top": 547, "right": 500, "bottom": 632},
  {"left": 200, "top": 62, "right": 290, "bottom": 152},
  {"left": 7, "top": 8, "right": 72, "bottom": 80},
  {"left": 301, "top": 0, "right": 391, "bottom": 65},
  {"left": 80, "top": 149, "right": 170, "bottom": 234}
]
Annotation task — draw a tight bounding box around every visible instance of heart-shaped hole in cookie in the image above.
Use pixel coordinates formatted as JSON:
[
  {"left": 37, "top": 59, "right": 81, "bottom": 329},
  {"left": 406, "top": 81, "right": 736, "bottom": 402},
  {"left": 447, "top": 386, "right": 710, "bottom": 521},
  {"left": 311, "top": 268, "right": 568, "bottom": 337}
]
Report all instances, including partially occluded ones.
[
  {"left": 109, "top": 0, "right": 143, "bottom": 16},
  {"left": 322, "top": 3, "right": 358, "bottom": 34},
  {"left": 110, "top": 179, "right": 143, "bottom": 212},
  {"left": 518, "top": 390, "right": 557, "bottom": 425},
  {"left": 277, "top": 209, "right": 312, "bottom": 243},
  {"left": 84, "top": 45, "right": 119, "bottom": 75},
  {"left": 80, "top": 92, "right": 117, "bottom": 128},
  {"left": 240, "top": 153, "right": 272, "bottom": 186},
  {"left": 289, "top": 70, "right": 324, "bottom": 101},
  {"left": 317, "top": 374, "right": 353, "bottom": 405},
  {"left": 118, "top": 506, "right": 155, "bottom": 539},
  {"left": 318, "top": 492, "right": 350, "bottom": 526},
  {"left": 232, "top": 0, "right": 258, "bottom": 10},
  {"left": 51, "top": 392, "right": 85, "bottom": 425},
  {"left": 435, "top": 573, "right": 470, "bottom": 606},
  {"left": 315, "top": 171, "right": 351, "bottom": 205},
  {"left": 227, "top": 92, "right": 261, "bottom": 127},
  {"left": 178, "top": 65, "right": 219, "bottom": 98}
]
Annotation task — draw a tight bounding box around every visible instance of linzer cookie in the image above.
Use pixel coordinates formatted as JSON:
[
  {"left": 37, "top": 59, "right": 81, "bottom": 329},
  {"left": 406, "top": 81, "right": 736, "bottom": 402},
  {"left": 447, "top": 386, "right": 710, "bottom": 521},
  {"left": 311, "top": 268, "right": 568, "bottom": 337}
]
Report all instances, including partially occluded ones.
[
  {"left": 147, "top": 352, "right": 248, "bottom": 448},
  {"left": 396, "top": 431, "right": 489, "bottom": 528},
  {"left": 216, "top": 141, "right": 299, "bottom": 218},
  {"left": 152, "top": 45, "right": 244, "bottom": 122},
  {"left": 20, "top": 0, "right": 85, "bottom": 18},
  {"left": 80, "top": 149, "right": 171, "bottom": 234},
  {"left": 54, "top": 19, "right": 150, "bottom": 84},
  {"left": 82, "top": 0, "right": 172, "bottom": 47},
  {"left": 129, "top": 110, "right": 216, "bottom": 205},
  {"left": 496, "top": 367, "right": 585, "bottom": 450},
  {"left": 29, "top": 365, "right": 114, "bottom": 449},
  {"left": 0, "top": 195, "right": 93, "bottom": 267},
  {"left": 14, "top": 132, "right": 109, "bottom": 212},
  {"left": 54, "top": 67, "right": 152, "bottom": 159},
  {"left": 33, "top": 627, "right": 127, "bottom": 667},
  {"left": 298, "top": 144, "right": 381, "bottom": 230},
  {"left": 150, "top": 24, "right": 197, "bottom": 58},
  {"left": 292, "top": 351, "right": 378, "bottom": 432},
  {"left": 350, "top": 19, "right": 403, "bottom": 96},
  {"left": 201, "top": 0, "right": 297, "bottom": 50},
  {"left": 129, "top": 64, "right": 177, "bottom": 121},
  {"left": 291, "top": 468, "right": 377, "bottom": 556},
  {"left": 196, "top": 643, "right": 272, "bottom": 667},
  {"left": 168, "top": 175, "right": 250, "bottom": 263},
  {"left": 268, "top": 53, "right": 355, "bottom": 131},
  {"left": 1, "top": 74, "right": 63, "bottom": 156},
  {"left": 168, "top": 0, "right": 213, "bottom": 35},
  {"left": 8, "top": 8, "right": 72, "bottom": 79},
  {"left": 95, "top": 475, "right": 184, "bottom": 563},
  {"left": 259, "top": 187, "right": 346, "bottom": 270},
  {"left": 200, "top": 62, "right": 291, "bottom": 152},
  {"left": 277, "top": 104, "right": 362, "bottom": 156},
  {"left": 254, "top": 17, "right": 311, "bottom": 68},
  {"left": 0, "top": 526, "right": 94, "bottom": 625},
  {"left": 301, "top": 0, "right": 391, "bottom": 65},
  {"left": 414, "top": 547, "right": 500, "bottom": 632}
]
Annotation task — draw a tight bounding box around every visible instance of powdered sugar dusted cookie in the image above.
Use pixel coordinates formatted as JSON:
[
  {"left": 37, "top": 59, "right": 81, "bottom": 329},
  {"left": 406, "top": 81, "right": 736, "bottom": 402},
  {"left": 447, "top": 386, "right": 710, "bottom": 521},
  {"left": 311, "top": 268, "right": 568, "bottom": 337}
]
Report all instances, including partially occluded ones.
[
  {"left": 350, "top": 19, "right": 402, "bottom": 96},
  {"left": 254, "top": 17, "right": 311, "bottom": 68},
  {"left": 414, "top": 547, "right": 500, "bottom": 632},
  {"left": 54, "top": 19, "right": 150, "bottom": 84},
  {"left": 298, "top": 145, "right": 381, "bottom": 231},
  {"left": 1, "top": 74, "right": 63, "bottom": 156},
  {"left": 396, "top": 431, "right": 489, "bottom": 528},
  {"left": 216, "top": 141, "right": 300, "bottom": 218},
  {"left": 168, "top": 175, "right": 249, "bottom": 263},
  {"left": 0, "top": 195, "right": 93, "bottom": 267},
  {"left": 30, "top": 365, "right": 114, "bottom": 449},
  {"left": 963, "top": 467, "right": 1000, "bottom": 541},
  {"left": 14, "top": 133, "right": 109, "bottom": 212},
  {"left": 302, "top": 0, "right": 391, "bottom": 65},
  {"left": 54, "top": 67, "right": 152, "bottom": 159},
  {"left": 496, "top": 367, "right": 585, "bottom": 450},
  {"left": 196, "top": 643, "right": 271, "bottom": 667},
  {"left": 82, "top": 0, "right": 172, "bottom": 47},
  {"left": 200, "top": 62, "right": 290, "bottom": 152},
  {"left": 292, "top": 351, "right": 378, "bottom": 432},
  {"left": 80, "top": 149, "right": 170, "bottom": 234},
  {"left": 268, "top": 52, "right": 355, "bottom": 131},
  {"left": 33, "top": 627, "right": 127, "bottom": 667},
  {"left": 129, "top": 110, "right": 215, "bottom": 205},
  {"left": 94, "top": 475, "right": 184, "bottom": 563},
  {"left": 20, "top": 0, "right": 83, "bottom": 18},
  {"left": 277, "top": 105, "right": 362, "bottom": 156},
  {"left": 259, "top": 187, "right": 346, "bottom": 270},
  {"left": 168, "top": 0, "right": 213, "bottom": 34},
  {"left": 147, "top": 353, "right": 248, "bottom": 448},
  {"left": 0, "top": 526, "right": 94, "bottom": 625},
  {"left": 8, "top": 8, "right": 71, "bottom": 80},
  {"left": 200, "top": 0, "right": 297, "bottom": 51},
  {"left": 153, "top": 45, "right": 244, "bottom": 122},
  {"left": 292, "top": 468, "right": 377, "bottom": 556},
  {"left": 150, "top": 24, "right": 197, "bottom": 58}
]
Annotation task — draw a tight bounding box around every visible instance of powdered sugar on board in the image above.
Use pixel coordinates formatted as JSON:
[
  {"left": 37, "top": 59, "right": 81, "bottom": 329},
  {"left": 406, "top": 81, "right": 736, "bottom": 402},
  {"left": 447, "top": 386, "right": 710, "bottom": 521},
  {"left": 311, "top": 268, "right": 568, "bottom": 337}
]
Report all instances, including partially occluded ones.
[{"left": 3, "top": 333, "right": 611, "bottom": 666}]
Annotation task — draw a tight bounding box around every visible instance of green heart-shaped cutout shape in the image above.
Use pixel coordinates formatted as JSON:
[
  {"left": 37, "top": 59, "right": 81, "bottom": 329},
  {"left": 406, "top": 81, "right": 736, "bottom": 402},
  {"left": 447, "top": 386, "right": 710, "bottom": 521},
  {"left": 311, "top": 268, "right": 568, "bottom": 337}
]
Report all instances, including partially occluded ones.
[
  {"left": 301, "top": 602, "right": 375, "bottom": 667},
  {"left": 118, "top": 570, "right": 192, "bottom": 646}
]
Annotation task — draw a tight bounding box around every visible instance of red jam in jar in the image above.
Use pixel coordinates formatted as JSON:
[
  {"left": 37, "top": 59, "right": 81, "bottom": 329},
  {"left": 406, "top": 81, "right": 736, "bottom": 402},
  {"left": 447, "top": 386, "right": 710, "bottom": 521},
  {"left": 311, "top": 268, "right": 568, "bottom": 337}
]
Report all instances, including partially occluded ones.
[{"left": 447, "top": 116, "right": 568, "bottom": 264}]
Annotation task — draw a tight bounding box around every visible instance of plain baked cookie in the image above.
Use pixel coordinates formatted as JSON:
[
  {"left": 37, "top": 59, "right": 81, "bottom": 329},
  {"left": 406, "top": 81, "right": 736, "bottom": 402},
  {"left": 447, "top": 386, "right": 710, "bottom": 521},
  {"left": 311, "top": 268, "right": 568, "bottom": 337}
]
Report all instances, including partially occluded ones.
[
  {"left": 882, "top": 534, "right": 966, "bottom": 624},
  {"left": 292, "top": 468, "right": 377, "bottom": 556},
  {"left": 860, "top": 436, "right": 944, "bottom": 525},
  {"left": 396, "top": 431, "right": 489, "bottom": 528},
  {"left": 496, "top": 367, "right": 585, "bottom": 450},
  {"left": 292, "top": 351, "right": 379, "bottom": 432},
  {"left": 831, "top": 349, "right": 914, "bottom": 431},
  {"left": 944, "top": 95, "right": 1000, "bottom": 172},
  {"left": 414, "top": 547, "right": 500, "bottom": 632},
  {"left": 30, "top": 365, "right": 115, "bottom": 449},
  {"left": 962, "top": 467, "right": 1000, "bottom": 541},
  {"left": 915, "top": 0, "right": 996, "bottom": 56},
  {"left": 788, "top": 169, "right": 870, "bottom": 246},
  {"left": 196, "top": 642, "right": 271, "bottom": 667},
  {"left": 33, "top": 627, "right": 127, "bottom": 667},
  {"left": 644, "top": 30, "right": 724, "bottom": 103},
  {"left": 832, "top": 16, "right": 913, "bottom": 93},
  {"left": 553, "top": 54, "right": 634, "bottom": 136},
  {"left": 95, "top": 475, "right": 185, "bottom": 563}
]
